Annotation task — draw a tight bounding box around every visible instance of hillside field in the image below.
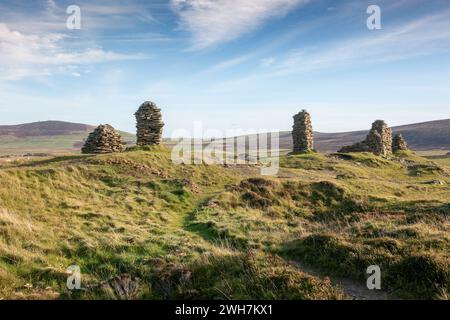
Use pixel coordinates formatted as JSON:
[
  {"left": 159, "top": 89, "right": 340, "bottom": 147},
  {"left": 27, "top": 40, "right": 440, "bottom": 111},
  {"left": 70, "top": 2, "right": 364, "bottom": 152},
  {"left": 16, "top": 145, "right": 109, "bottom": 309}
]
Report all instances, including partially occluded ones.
[
  {"left": 1, "top": 119, "right": 449, "bottom": 157},
  {"left": 0, "top": 147, "right": 448, "bottom": 300},
  {"left": 0, "top": 121, "right": 134, "bottom": 156}
]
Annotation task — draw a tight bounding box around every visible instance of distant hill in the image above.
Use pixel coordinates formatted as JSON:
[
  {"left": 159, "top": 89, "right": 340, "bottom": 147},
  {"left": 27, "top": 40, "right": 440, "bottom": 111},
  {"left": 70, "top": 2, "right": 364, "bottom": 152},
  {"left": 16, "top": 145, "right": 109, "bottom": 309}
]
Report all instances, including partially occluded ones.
[
  {"left": 277, "top": 119, "right": 450, "bottom": 152},
  {"left": 0, "top": 121, "right": 95, "bottom": 137},
  {"left": 0, "top": 121, "right": 135, "bottom": 155},
  {"left": 0, "top": 119, "right": 449, "bottom": 156}
]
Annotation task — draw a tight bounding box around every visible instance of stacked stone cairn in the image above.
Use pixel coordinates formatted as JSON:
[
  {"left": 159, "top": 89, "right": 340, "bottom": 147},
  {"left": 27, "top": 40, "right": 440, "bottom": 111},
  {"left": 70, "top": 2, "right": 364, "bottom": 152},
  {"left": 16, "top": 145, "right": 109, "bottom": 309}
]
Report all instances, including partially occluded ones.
[
  {"left": 292, "top": 109, "right": 314, "bottom": 153},
  {"left": 392, "top": 134, "right": 408, "bottom": 152},
  {"left": 82, "top": 124, "right": 125, "bottom": 154},
  {"left": 135, "top": 101, "right": 164, "bottom": 146},
  {"left": 339, "top": 120, "right": 393, "bottom": 157}
]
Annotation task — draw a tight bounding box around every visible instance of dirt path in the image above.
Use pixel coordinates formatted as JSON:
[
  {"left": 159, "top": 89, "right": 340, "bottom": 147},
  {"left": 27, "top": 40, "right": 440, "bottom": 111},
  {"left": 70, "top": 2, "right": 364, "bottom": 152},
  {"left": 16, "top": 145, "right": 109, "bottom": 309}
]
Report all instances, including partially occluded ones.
[
  {"left": 290, "top": 260, "right": 389, "bottom": 300},
  {"left": 181, "top": 192, "right": 390, "bottom": 301}
]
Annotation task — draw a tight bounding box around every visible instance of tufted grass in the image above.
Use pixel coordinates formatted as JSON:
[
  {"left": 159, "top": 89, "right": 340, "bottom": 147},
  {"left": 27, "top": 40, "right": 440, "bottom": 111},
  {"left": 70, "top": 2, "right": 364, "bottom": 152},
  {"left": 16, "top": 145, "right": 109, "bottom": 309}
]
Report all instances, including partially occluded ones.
[{"left": 0, "top": 147, "right": 448, "bottom": 299}]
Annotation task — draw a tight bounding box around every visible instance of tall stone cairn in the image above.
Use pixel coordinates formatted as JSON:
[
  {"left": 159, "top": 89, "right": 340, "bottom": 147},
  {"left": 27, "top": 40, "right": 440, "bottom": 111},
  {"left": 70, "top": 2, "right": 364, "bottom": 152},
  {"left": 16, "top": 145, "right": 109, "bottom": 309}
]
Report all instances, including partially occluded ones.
[
  {"left": 339, "top": 120, "right": 392, "bottom": 157},
  {"left": 292, "top": 109, "right": 314, "bottom": 153},
  {"left": 135, "top": 101, "right": 164, "bottom": 146},
  {"left": 392, "top": 134, "right": 408, "bottom": 152},
  {"left": 82, "top": 124, "right": 125, "bottom": 154},
  {"left": 366, "top": 120, "right": 393, "bottom": 156}
]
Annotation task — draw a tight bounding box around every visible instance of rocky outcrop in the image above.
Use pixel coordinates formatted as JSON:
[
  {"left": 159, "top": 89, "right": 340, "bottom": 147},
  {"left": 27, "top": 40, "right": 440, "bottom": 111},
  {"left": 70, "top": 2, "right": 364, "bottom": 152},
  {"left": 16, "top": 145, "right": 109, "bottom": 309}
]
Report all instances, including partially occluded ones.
[
  {"left": 81, "top": 124, "right": 125, "bottom": 154},
  {"left": 339, "top": 120, "right": 393, "bottom": 157},
  {"left": 292, "top": 110, "right": 314, "bottom": 153},
  {"left": 392, "top": 134, "right": 408, "bottom": 152},
  {"left": 135, "top": 101, "right": 164, "bottom": 146}
]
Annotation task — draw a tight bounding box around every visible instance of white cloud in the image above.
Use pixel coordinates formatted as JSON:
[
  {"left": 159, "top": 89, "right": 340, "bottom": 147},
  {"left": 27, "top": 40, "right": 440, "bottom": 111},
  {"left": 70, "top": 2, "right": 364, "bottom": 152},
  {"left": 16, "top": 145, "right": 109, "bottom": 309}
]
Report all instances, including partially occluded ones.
[
  {"left": 78, "top": 3, "right": 158, "bottom": 26},
  {"left": 260, "top": 57, "right": 276, "bottom": 67},
  {"left": 0, "top": 23, "right": 147, "bottom": 80},
  {"left": 272, "top": 10, "right": 450, "bottom": 75},
  {"left": 171, "top": 0, "right": 309, "bottom": 50},
  {"left": 212, "top": 10, "right": 450, "bottom": 90},
  {"left": 0, "top": 0, "right": 159, "bottom": 34},
  {"left": 199, "top": 55, "right": 252, "bottom": 75}
]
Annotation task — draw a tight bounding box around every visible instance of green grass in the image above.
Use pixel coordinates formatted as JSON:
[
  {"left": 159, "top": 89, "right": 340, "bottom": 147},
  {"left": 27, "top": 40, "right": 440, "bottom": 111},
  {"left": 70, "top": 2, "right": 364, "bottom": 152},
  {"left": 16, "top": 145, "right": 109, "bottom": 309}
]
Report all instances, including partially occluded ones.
[
  {"left": 0, "top": 147, "right": 448, "bottom": 299},
  {"left": 190, "top": 151, "right": 450, "bottom": 299},
  {"left": 0, "top": 131, "right": 135, "bottom": 156}
]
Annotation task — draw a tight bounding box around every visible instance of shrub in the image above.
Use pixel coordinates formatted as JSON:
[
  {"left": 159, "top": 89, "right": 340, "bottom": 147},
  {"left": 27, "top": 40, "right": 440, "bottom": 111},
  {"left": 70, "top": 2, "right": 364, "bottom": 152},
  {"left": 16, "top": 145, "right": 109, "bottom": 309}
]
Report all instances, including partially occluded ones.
[{"left": 385, "top": 254, "right": 450, "bottom": 299}]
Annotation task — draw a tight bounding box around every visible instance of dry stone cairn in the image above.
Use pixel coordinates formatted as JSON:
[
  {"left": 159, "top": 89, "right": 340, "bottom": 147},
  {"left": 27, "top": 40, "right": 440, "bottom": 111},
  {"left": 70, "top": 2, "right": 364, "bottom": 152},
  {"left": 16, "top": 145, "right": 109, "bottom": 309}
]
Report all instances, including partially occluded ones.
[
  {"left": 292, "top": 109, "right": 314, "bottom": 153},
  {"left": 135, "top": 101, "right": 164, "bottom": 146},
  {"left": 339, "top": 120, "right": 393, "bottom": 157},
  {"left": 366, "top": 120, "right": 393, "bottom": 156},
  {"left": 392, "top": 134, "right": 408, "bottom": 152},
  {"left": 82, "top": 124, "right": 125, "bottom": 154}
]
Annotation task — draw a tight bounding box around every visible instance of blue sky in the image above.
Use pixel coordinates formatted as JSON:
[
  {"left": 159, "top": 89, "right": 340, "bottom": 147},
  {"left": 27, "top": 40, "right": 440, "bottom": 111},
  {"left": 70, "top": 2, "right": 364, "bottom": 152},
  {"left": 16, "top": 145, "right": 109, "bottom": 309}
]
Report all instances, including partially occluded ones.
[{"left": 0, "top": 0, "right": 449, "bottom": 136}]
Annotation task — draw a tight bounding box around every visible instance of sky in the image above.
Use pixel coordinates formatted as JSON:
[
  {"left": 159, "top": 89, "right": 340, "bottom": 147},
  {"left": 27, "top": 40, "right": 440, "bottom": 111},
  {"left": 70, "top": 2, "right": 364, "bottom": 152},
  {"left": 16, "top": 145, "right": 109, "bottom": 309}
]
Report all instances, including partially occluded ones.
[{"left": 0, "top": 0, "right": 449, "bottom": 137}]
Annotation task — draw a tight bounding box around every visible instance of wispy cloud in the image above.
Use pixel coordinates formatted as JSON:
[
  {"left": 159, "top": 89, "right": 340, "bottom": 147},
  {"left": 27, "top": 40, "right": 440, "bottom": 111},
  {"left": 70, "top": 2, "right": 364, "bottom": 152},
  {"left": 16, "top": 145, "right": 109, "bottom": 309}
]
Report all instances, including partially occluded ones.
[
  {"left": 0, "top": 0, "right": 160, "bottom": 33},
  {"left": 0, "top": 23, "right": 147, "bottom": 80},
  {"left": 260, "top": 57, "right": 276, "bottom": 67},
  {"left": 273, "top": 10, "right": 450, "bottom": 75},
  {"left": 212, "top": 10, "right": 450, "bottom": 90},
  {"left": 199, "top": 55, "right": 252, "bottom": 75},
  {"left": 170, "top": 0, "right": 309, "bottom": 50},
  {"left": 77, "top": 2, "right": 159, "bottom": 27}
]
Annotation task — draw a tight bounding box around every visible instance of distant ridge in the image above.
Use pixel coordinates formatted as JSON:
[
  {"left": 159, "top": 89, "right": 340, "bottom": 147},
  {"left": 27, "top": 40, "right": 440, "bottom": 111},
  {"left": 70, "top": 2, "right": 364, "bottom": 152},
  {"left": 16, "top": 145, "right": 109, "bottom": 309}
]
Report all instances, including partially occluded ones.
[
  {"left": 0, "top": 121, "right": 134, "bottom": 155},
  {"left": 0, "top": 119, "right": 449, "bottom": 155},
  {"left": 278, "top": 119, "right": 450, "bottom": 151},
  {"left": 0, "top": 121, "right": 94, "bottom": 137}
]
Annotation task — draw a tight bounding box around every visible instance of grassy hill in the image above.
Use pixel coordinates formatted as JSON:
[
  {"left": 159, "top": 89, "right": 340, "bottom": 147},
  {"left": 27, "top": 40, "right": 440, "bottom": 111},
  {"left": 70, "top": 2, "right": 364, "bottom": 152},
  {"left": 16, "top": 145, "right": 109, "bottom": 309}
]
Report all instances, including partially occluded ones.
[
  {"left": 0, "top": 121, "right": 94, "bottom": 137},
  {"left": 277, "top": 119, "right": 450, "bottom": 152},
  {"left": 0, "top": 147, "right": 448, "bottom": 299},
  {"left": 1, "top": 119, "right": 449, "bottom": 157},
  {"left": 0, "top": 121, "right": 135, "bottom": 156}
]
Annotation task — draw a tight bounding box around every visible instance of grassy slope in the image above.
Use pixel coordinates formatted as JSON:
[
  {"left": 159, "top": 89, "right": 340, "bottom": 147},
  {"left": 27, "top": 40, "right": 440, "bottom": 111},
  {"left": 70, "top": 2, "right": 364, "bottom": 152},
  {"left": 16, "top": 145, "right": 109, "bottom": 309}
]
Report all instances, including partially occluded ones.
[
  {"left": 0, "top": 147, "right": 343, "bottom": 300},
  {"left": 0, "top": 148, "right": 448, "bottom": 299},
  {"left": 194, "top": 152, "right": 450, "bottom": 299},
  {"left": 0, "top": 133, "right": 89, "bottom": 154},
  {"left": 0, "top": 132, "right": 135, "bottom": 156}
]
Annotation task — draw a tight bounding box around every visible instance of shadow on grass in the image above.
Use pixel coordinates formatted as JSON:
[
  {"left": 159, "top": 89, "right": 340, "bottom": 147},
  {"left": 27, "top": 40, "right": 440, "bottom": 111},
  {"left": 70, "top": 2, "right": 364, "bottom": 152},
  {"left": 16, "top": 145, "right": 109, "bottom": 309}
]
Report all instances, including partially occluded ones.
[
  {"left": 182, "top": 199, "right": 249, "bottom": 250},
  {"left": 18, "top": 155, "right": 95, "bottom": 167}
]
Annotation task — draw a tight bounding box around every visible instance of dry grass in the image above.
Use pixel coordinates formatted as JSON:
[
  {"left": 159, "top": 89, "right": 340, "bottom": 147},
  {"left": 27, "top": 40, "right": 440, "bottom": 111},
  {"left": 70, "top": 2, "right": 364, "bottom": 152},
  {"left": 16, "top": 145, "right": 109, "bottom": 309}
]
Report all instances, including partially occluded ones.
[{"left": 0, "top": 147, "right": 448, "bottom": 299}]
